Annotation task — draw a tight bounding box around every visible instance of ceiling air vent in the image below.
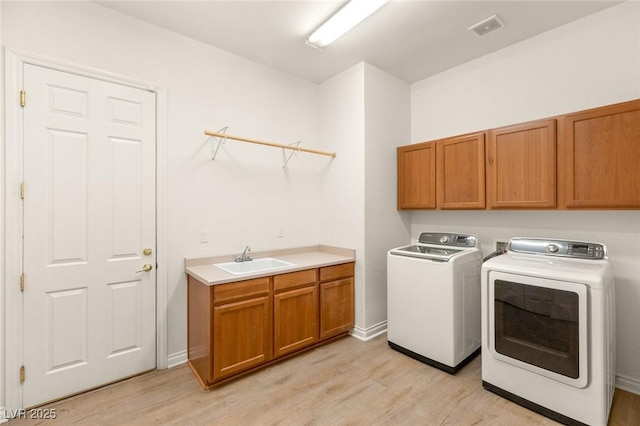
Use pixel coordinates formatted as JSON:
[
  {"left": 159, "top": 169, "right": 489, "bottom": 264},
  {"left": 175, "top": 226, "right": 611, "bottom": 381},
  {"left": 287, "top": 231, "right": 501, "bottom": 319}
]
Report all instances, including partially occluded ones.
[{"left": 468, "top": 14, "right": 505, "bottom": 36}]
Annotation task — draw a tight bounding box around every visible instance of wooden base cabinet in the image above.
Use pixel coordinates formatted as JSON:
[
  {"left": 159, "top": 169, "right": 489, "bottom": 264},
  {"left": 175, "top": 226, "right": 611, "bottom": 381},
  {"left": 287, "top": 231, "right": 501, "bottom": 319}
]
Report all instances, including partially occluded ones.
[
  {"left": 188, "top": 276, "right": 273, "bottom": 385},
  {"left": 187, "top": 274, "right": 214, "bottom": 386},
  {"left": 273, "top": 269, "right": 318, "bottom": 358},
  {"left": 212, "top": 290, "right": 272, "bottom": 380},
  {"left": 319, "top": 263, "right": 355, "bottom": 340},
  {"left": 187, "top": 262, "right": 354, "bottom": 389}
]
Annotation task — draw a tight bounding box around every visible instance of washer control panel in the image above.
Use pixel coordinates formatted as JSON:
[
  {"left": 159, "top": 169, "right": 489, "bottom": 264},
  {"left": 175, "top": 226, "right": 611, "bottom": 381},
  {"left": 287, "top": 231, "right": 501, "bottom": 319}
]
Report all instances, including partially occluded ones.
[
  {"left": 567, "top": 242, "right": 605, "bottom": 258},
  {"left": 509, "top": 238, "right": 607, "bottom": 259},
  {"left": 418, "top": 232, "right": 477, "bottom": 248}
]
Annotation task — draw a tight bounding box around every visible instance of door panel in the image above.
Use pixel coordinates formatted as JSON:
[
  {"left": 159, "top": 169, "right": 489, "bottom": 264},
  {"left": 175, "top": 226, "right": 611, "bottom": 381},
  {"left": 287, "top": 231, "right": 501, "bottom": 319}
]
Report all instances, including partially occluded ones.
[
  {"left": 109, "top": 138, "right": 143, "bottom": 258},
  {"left": 23, "top": 64, "right": 156, "bottom": 407},
  {"left": 48, "top": 129, "right": 89, "bottom": 264},
  {"left": 46, "top": 288, "right": 88, "bottom": 372},
  {"left": 107, "top": 280, "right": 143, "bottom": 356}
]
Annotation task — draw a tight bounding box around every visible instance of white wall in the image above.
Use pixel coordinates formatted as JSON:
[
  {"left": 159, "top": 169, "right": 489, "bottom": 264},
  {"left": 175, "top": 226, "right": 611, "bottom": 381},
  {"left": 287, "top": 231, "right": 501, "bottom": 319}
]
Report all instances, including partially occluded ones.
[
  {"left": 363, "top": 64, "right": 411, "bottom": 330},
  {"left": 412, "top": 2, "right": 640, "bottom": 141},
  {"left": 318, "top": 64, "right": 366, "bottom": 327},
  {"left": 0, "top": 0, "right": 5, "bottom": 417},
  {"left": 410, "top": 1, "right": 640, "bottom": 393},
  {"left": 1, "top": 1, "right": 325, "bottom": 362},
  {"left": 318, "top": 63, "right": 411, "bottom": 337}
]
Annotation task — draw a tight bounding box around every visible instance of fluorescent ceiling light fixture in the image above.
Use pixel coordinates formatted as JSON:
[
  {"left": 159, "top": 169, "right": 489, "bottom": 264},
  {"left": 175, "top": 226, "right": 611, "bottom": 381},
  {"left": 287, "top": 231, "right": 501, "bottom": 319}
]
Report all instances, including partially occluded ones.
[{"left": 306, "top": 0, "right": 390, "bottom": 49}]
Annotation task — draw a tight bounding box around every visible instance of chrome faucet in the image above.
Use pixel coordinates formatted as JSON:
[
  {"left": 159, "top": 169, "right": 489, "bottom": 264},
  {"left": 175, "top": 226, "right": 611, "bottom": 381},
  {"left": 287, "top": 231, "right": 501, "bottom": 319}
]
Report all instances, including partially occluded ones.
[{"left": 235, "top": 245, "right": 253, "bottom": 263}]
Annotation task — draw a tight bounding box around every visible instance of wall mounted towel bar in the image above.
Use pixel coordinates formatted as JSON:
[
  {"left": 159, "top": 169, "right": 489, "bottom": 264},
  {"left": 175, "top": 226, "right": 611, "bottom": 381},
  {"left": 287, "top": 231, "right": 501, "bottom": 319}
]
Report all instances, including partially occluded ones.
[{"left": 205, "top": 128, "right": 336, "bottom": 168}]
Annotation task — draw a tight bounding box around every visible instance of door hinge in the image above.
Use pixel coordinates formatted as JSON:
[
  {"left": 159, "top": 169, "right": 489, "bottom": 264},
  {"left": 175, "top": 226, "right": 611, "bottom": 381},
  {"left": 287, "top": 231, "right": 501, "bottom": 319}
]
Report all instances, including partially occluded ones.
[
  {"left": 20, "top": 182, "right": 25, "bottom": 200},
  {"left": 20, "top": 366, "right": 25, "bottom": 384},
  {"left": 20, "top": 273, "right": 25, "bottom": 292},
  {"left": 20, "top": 90, "right": 26, "bottom": 108}
]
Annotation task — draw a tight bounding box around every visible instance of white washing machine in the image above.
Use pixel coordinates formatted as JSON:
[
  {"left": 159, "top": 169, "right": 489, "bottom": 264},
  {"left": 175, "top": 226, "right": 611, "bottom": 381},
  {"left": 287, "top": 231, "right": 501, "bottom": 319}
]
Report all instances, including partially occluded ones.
[
  {"left": 387, "top": 232, "right": 482, "bottom": 373},
  {"left": 482, "top": 238, "right": 615, "bottom": 426}
]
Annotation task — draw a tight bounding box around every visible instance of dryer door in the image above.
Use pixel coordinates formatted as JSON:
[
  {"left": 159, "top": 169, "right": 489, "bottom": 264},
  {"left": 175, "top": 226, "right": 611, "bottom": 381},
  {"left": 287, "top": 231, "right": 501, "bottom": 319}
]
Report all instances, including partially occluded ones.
[{"left": 488, "top": 271, "right": 588, "bottom": 388}]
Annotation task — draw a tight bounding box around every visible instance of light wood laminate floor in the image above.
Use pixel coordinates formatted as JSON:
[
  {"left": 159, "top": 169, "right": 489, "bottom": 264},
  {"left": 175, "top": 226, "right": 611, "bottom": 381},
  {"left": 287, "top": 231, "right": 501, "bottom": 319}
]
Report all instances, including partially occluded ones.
[{"left": 8, "top": 335, "right": 640, "bottom": 425}]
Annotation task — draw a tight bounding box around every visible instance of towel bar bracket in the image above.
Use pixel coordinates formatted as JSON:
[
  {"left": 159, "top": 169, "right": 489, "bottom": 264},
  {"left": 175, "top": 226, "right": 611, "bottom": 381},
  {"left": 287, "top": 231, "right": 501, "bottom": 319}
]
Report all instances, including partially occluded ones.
[
  {"left": 282, "top": 142, "right": 301, "bottom": 169},
  {"left": 210, "top": 126, "right": 228, "bottom": 160}
]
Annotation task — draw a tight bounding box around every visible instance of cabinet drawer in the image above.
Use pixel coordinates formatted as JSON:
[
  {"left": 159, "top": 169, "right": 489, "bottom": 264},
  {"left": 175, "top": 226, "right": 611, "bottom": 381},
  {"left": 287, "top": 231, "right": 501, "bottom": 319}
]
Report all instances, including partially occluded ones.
[
  {"left": 274, "top": 269, "right": 317, "bottom": 292},
  {"left": 320, "top": 263, "right": 354, "bottom": 282},
  {"left": 213, "top": 277, "right": 271, "bottom": 305}
]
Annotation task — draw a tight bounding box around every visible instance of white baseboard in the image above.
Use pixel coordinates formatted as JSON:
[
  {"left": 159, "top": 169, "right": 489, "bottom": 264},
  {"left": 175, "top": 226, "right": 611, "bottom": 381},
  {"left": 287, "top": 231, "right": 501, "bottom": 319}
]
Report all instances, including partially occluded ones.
[
  {"left": 167, "top": 350, "right": 188, "bottom": 368},
  {"left": 350, "top": 321, "right": 387, "bottom": 341},
  {"left": 616, "top": 373, "right": 640, "bottom": 396}
]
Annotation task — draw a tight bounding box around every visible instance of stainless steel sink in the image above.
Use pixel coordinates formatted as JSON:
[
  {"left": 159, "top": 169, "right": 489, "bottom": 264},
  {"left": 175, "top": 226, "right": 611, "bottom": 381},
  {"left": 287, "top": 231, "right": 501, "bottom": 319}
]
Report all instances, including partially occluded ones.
[{"left": 213, "top": 257, "right": 294, "bottom": 275}]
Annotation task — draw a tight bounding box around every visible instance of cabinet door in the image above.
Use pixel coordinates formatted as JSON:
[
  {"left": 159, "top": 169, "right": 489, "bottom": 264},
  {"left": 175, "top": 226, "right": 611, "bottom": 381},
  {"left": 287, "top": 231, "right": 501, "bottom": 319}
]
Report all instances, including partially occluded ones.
[
  {"left": 487, "top": 119, "right": 556, "bottom": 208},
  {"left": 274, "top": 284, "right": 318, "bottom": 358},
  {"left": 212, "top": 295, "right": 272, "bottom": 381},
  {"left": 437, "top": 133, "right": 486, "bottom": 209},
  {"left": 319, "top": 278, "right": 354, "bottom": 340},
  {"left": 560, "top": 99, "right": 640, "bottom": 208},
  {"left": 397, "top": 142, "right": 436, "bottom": 209}
]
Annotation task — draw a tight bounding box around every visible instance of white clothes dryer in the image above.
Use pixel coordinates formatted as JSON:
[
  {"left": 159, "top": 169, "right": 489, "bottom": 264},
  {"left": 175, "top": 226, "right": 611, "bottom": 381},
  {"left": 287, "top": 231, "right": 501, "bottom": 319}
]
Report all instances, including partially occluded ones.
[
  {"left": 387, "top": 232, "right": 482, "bottom": 373},
  {"left": 482, "top": 238, "right": 615, "bottom": 426}
]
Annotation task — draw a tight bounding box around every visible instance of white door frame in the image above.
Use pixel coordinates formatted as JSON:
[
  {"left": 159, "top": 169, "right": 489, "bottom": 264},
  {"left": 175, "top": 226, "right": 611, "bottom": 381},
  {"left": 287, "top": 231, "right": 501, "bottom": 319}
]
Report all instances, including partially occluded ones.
[{"left": 2, "top": 48, "right": 169, "bottom": 412}]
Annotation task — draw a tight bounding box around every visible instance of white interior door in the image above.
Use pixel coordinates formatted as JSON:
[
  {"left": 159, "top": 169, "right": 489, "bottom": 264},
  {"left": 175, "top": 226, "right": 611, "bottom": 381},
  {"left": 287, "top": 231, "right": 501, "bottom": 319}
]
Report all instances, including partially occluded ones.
[{"left": 22, "top": 64, "right": 157, "bottom": 407}]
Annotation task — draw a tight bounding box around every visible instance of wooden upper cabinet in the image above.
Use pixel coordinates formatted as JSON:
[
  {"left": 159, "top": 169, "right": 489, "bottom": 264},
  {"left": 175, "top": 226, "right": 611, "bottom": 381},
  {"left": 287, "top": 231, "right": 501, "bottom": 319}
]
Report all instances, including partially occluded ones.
[
  {"left": 397, "top": 142, "right": 436, "bottom": 209},
  {"left": 437, "top": 132, "right": 486, "bottom": 209},
  {"left": 487, "top": 119, "right": 556, "bottom": 209},
  {"left": 559, "top": 99, "right": 640, "bottom": 208}
]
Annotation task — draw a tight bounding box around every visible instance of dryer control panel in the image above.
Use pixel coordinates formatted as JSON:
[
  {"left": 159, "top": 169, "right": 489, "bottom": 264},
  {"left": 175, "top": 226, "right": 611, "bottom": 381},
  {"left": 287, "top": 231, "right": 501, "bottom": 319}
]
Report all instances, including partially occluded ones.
[{"left": 508, "top": 238, "right": 607, "bottom": 259}]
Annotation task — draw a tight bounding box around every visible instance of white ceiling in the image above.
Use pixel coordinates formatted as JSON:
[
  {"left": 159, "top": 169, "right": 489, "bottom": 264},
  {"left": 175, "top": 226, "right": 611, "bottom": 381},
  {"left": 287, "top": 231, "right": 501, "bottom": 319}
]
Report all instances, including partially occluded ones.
[{"left": 97, "top": 0, "right": 621, "bottom": 84}]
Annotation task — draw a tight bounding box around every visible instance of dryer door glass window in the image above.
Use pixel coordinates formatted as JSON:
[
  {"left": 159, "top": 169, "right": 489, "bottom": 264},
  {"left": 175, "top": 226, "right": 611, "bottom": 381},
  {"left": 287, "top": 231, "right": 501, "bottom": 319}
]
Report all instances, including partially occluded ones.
[{"left": 494, "top": 279, "right": 580, "bottom": 378}]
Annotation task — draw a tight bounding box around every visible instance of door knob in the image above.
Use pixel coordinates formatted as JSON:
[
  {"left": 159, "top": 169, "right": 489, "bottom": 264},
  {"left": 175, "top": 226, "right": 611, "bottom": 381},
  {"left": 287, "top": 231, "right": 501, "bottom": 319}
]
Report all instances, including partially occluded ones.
[
  {"left": 143, "top": 248, "right": 153, "bottom": 256},
  {"left": 136, "top": 264, "right": 153, "bottom": 273}
]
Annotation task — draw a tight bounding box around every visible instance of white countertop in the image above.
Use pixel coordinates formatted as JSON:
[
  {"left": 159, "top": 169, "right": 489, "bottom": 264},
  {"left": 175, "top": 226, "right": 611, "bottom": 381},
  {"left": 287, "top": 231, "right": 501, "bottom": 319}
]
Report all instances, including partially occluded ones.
[{"left": 185, "top": 245, "right": 355, "bottom": 286}]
